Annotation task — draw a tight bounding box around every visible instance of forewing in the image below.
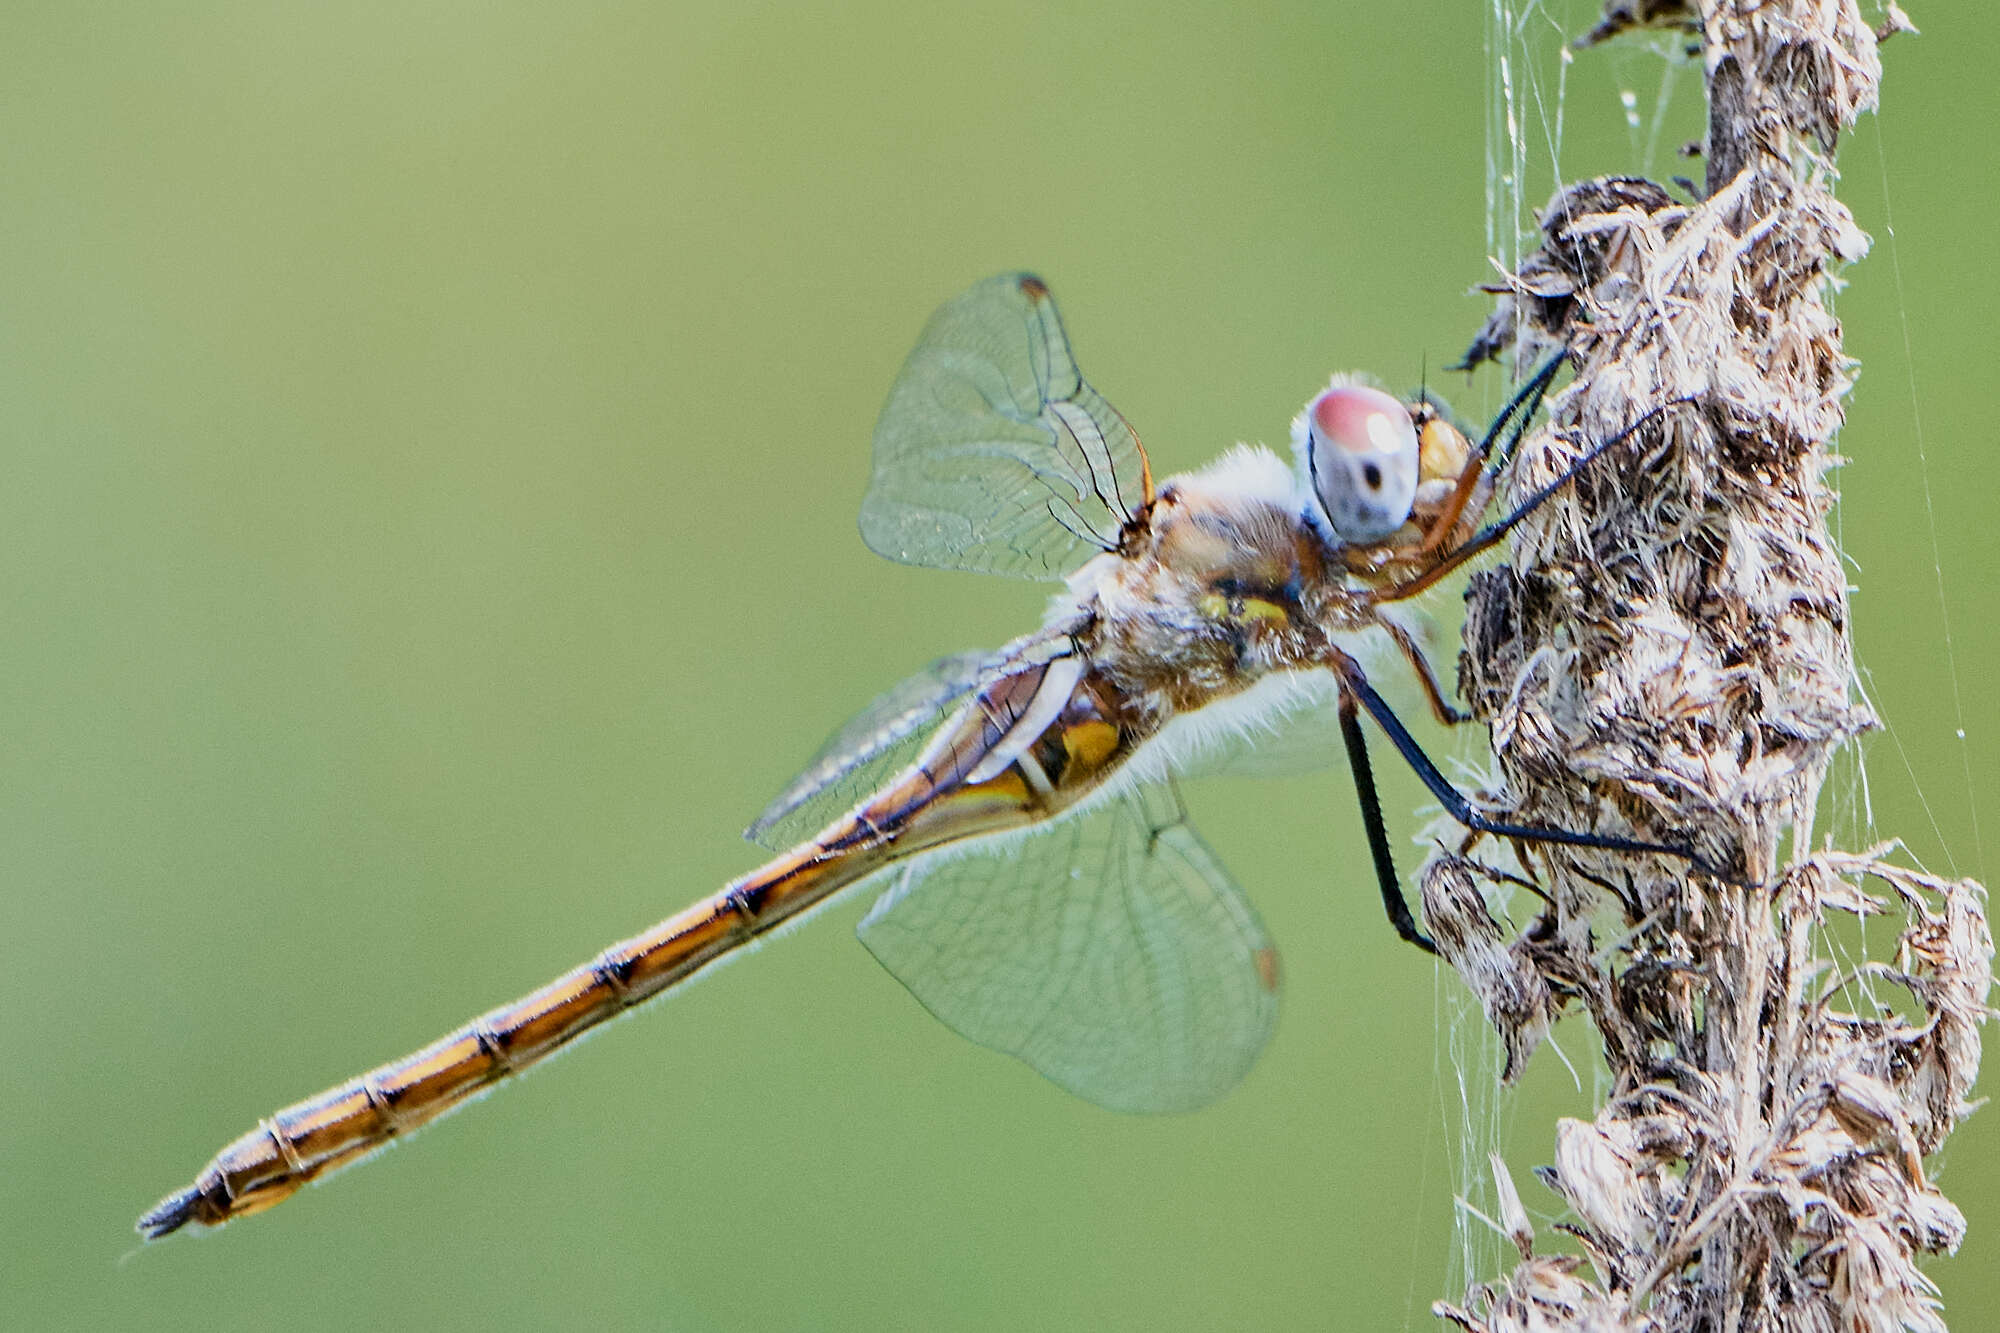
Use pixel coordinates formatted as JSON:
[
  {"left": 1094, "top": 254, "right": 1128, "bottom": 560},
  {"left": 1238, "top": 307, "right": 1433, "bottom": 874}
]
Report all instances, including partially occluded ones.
[
  {"left": 859, "top": 273, "right": 1152, "bottom": 580},
  {"left": 857, "top": 785, "right": 1279, "bottom": 1113},
  {"left": 747, "top": 651, "right": 990, "bottom": 849}
]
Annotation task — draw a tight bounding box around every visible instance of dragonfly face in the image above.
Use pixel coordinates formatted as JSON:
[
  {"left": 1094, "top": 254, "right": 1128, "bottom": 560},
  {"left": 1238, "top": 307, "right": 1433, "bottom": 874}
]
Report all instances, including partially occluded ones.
[
  {"left": 1301, "top": 382, "right": 1423, "bottom": 543},
  {"left": 141, "top": 271, "right": 1705, "bottom": 1238}
]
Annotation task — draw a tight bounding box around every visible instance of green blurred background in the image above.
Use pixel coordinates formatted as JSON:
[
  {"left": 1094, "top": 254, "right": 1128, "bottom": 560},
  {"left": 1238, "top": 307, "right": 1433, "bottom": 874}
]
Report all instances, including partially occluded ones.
[{"left": 5, "top": 3, "right": 1992, "bottom": 1328}]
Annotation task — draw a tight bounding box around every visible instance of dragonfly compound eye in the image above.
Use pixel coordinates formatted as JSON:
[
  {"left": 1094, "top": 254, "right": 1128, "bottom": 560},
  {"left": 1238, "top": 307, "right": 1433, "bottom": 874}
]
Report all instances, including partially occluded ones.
[{"left": 1303, "top": 383, "right": 1420, "bottom": 544}]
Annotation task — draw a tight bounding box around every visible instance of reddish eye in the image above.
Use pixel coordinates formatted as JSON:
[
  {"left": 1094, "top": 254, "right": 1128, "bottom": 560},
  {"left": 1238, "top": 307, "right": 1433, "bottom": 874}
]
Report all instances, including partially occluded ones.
[
  {"left": 1312, "top": 385, "right": 1415, "bottom": 459},
  {"left": 1301, "top": 383, "right": 1420, "bottom": 544}
]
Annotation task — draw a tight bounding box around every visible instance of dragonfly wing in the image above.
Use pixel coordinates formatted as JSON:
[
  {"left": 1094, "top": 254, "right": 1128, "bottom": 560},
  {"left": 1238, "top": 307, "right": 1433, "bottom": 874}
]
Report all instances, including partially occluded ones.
[
  {"left": 858, "top": 784, "right": 1279, "bottom": 1113},
  {"left": 747, "top": 650, "right": 992, "bottom": 849},
  {"left": 859, "top": 273, "right": 1152, "bottom": 580}
]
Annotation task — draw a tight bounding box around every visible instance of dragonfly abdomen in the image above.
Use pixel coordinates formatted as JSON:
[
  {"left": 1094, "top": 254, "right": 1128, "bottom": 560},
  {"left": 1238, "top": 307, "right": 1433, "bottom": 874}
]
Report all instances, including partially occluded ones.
[
  {"left": 139, "top": 656, "right": 1137, "bottom": 1238},
  {"left": 136, "top": 840, "right": 891, "bottom": 1238}
]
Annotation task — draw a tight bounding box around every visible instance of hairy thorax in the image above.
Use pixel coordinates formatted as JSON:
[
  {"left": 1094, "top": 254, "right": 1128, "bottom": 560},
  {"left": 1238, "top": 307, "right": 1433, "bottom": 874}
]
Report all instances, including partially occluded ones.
[{"left": 1070, "top": 461, "right": 1375, "bottom": 728}]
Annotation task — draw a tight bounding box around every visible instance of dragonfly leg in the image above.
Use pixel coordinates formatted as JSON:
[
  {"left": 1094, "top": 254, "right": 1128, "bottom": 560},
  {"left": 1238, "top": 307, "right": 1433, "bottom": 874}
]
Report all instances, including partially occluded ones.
[
  {"left": 1325, "top": 647, "right": 1740, "bottom": 891},
  {"left": 1375, "top": 612, "right": 1465, "bottom": 726},
  {"left": 1335, "top": 687, "right": 1437, "bottom": 954},
  {"left": 1367, "top": 394, "right": 1699, "bottom": 607},
  {"left": 1474, "top": 348, "right": 1569, "bottom": 477},
  {"left": 1413, "top": 349, "right": 1569, "bottom": 557}
]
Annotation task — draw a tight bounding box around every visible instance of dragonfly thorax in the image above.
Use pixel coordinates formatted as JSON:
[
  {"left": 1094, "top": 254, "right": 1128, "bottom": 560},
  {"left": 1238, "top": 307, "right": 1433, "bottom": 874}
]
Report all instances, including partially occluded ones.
[{"left": 1072, "top": 447, "right": 1368, "bottom": 719}]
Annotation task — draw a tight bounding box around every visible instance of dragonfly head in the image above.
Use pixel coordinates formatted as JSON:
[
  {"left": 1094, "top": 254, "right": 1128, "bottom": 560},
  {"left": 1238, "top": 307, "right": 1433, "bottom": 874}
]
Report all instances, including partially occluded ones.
[{"left": 1294, "top": 380, "right": 1421, "bottom": 546}]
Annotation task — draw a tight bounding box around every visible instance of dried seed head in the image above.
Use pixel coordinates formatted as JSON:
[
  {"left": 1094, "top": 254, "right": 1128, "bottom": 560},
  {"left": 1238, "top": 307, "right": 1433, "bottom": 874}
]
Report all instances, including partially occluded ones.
[
  {"left": 1421, "top": 856, "right": 1555, "bottom": 1082},
  {"left": 1441, "top": 2, "right": 1985, "bottom": 1327}
]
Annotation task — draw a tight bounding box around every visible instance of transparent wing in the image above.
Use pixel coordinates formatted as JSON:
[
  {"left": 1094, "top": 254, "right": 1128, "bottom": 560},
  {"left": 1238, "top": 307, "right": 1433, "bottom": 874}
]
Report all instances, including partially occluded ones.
[
  {"left": 747, "top": 651, "right": 991, "bottom": 849},
  {"left": 859, "top": 273, "right": 1153, "bottom": 580},
  {"left": 858, "top": 785, "right": 1279, "bottom": 1113}
]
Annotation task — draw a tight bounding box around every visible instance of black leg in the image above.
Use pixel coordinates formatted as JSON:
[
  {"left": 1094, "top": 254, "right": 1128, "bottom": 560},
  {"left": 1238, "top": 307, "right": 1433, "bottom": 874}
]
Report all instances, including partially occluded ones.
[
  {"left": 1370, "top": 395, "right": 1697, "bottom": 606},
  {"left": 1411, "top": 350, "right": 1571, "bottom": 561},
  {"left": 1475, "top": 348, "right": 1569, "bottom": 476},
  {"left": 1326, "top": 648, "right": 1741, "bottom": 888},
  {"left": 1337, "top": 690, "right": 1437, "bottom": 954}
]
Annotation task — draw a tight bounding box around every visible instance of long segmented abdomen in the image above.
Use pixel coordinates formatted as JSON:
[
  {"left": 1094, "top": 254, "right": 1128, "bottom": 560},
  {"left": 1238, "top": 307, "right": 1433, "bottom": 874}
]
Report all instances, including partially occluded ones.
[{"left": 139, "top": 652, "right": 1134, "bottom": 1237}]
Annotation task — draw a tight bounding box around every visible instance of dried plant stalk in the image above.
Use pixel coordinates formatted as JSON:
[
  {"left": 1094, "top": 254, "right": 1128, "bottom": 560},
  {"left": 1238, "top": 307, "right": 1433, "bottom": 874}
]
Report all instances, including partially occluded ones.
[{"left": 1430, "top": 3, "right": 1990, "bottom": 1330}]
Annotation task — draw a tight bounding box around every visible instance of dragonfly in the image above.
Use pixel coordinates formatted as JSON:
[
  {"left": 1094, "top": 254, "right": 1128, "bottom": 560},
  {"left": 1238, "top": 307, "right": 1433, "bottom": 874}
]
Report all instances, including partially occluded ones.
[{"left": 139, "top": 273, "right": 1710, "bottom": 1238}]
